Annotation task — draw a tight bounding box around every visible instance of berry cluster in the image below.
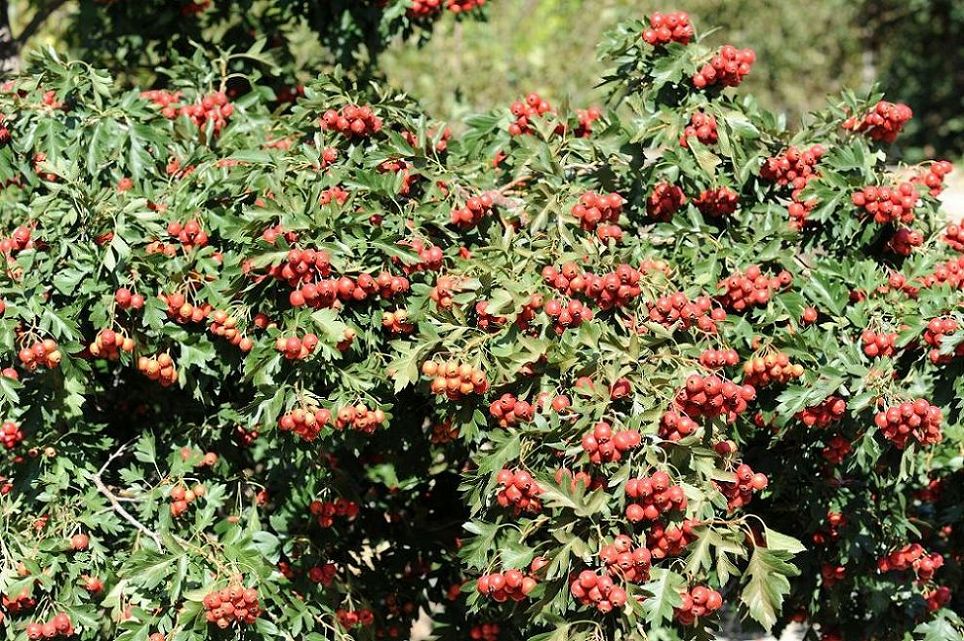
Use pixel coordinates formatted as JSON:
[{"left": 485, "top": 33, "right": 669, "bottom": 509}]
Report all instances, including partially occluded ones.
[
  {"left": 161, "top": 292, "right": 212, "bottom": 325},
  {"left": 674, "top": 586, "right": 723, "bottom": 625},
  {"left": 307, "top": 563, "right": 337, "bottom": 586},
  {"left": 469, "top": 623, "right": 500, "bottom": 641},
  {"left": 675, "top": 374, "right": 755, "bottom": 423},
  {"left": 421, "top": 359, "right": 489, "bottom": 399},
  {"left": 923, "top": 317, "right": 963, "bottom": 364},
  {"left": 569, "top": 570, "right": 627, "bottom": 613},
  {"left": 319, "top": 186, "right": 350, "bottom": 206},
  {"left": 851, "top": 183, "right": 918, "bottom": 224},
  {"left": 451, "top": 193, "right": 496, "bottom": 228},
  {"left": 167, "top": 219, "right": 208, "bottom": 249},
  {"left": 571, "top": 191, "right": 623, "bottom": 231},
  {"left": 202, "top": 584, "right": 261, "bottom": 628},
  {"left": 0, "top": 225, "right": 33, "bottom": 256},
  {"left": 278, "top": 406, "right": 331, "bottom": 442},
  {"left": 274, "top": 334, "right": 319, "bottom": 361},
  {"left": 137, "top": 353, "right": 177, "bottom": 387},
  {"left": 544, "top": 298, "right": 594, "bottom": 334},
  {"left": 595, "top": 224, "right": 621, "bottom": 243},
  {"left": 914, "top": 161, "right": 954, "bottom": 197},
  {"left": 717, "top": 265, "right": 792, "bottom": 312},
  {"left": 843, "top": 101, "right": 913, "bottom": 143},
  {"left": 185, "top": 93, "right": 234, "bottom": 134},
  {"left": 268, "top": 248, "right": 332, "bottom": 288},
  {"left": 209, "top": 310, "right": 253, "bottom": 352},
  {"left": 334, "top": 404, "right": 385, "bottom": 433},
  {"left": 336, "top": 609, "right": 374, "bottom": 629},
  {"left": 510, "top": 293, "right": 545, "bottom": 331},
  {"left": 320, "top": 105, "right": 382, "bottom": 138},
  {"left": 642, "top": 11, "right": 693, "bottom": 46},
  {"left": 741, "top": 352, "right": 804, "bottom": 387},
  {"left": 885, "top": 227, "right": 924, "bottom": 256},
  {"left": 915, "top": 478, "right": 945, "bottom": 504},
  {"left": 495, "top": 468, "right": 543, "bottom": 514},
  {"left": 234, "top": 425, "right": 259, "bottom": 447},
  {"left": 761, "top": 145, "right": 825, "bottom": 228},
  {"left": 476, "top": 570, "right": 538, "bottom": 602},
  {"left": 180, "top": 0, "right": 212, "bottom": 17},
  {"left": 699, "top": 347, "right": 739, "bottom": 369},
  {"left": 0, "top": 420, "right": 22, "bottom": 449},
  {"left": 24, "top": 613, "right": 74, "bottom": 640},
  {"left": 822, "top": 435, "right": 852, "bottom": 465},
  {"left": 430, "top": 419, "right": 459, "bottom": 444},
  {"left": 474, "top": 300, "right": 508, "bottom": 331},
  {"left": 378, "top": 158, "right": 413, "bottom": 196},
  {"left": 821, "top": 563, "right": 846, "bottom": 587},
  {"left": 646, "top": 181, "right": 687, "bottom": 221},
  {"left": 647, "top": 519, "right": 698, "bottom": 559},
  {"left": 508, "top": 94, "right": 555, "bottom": 137},
  {"left": 679, "top": 112, "right": 717, "bottom": 147},
  {"left": 114, "top": 287, "right": 145, "bottom": 310},
  {"left": 942, "top": 223, "right": 964, "bottom": 252},
  {"left": 925, "top": 586, "right": 953, "bottom": 613},
  {"left": 381, "top": 309, "right": 414, "bottom": 334},
  {"left": 658, "top": 410, "right": 699, "bottom": 442},
  {"left": 873, "top": 399, "right": 943, "bottom": 449},
  {"left": 918, "top": 256, "right": 964, "bottom": 290},
  {"left": 580, "top": 421, "right": 641, "bottom": 464},
  {"left": 797, "top": 396, "right": 847, "bottom": 428},
  {"left": 287, "top": 272, "right": 410, "bottom": 309},
  {"left": 542, "top": 263, "right": 643, "bottom": 310},
  {"left": 647, "top": 292, "right": 726, "bottom": 333},
  {"left": 90, "top": 328, "right": 135, "bottom": 360},
  {"left": 625, "top": 471, "right": 687, "bottom": 522},
  {"left": 812, "top": 511, "right": 847, "bottom": 546},
  {"left": 715, "top": 463, "right": 767, "bottom": 510},
  {"left": 692, "top": 46, "right": 755, "bottom": 89},
  {"left": 310, "top": 498, "right": 359, "bottom": 528},
  {"left": 403, "top": 125, "right": 452, "bottom": 154},
  {"left": 693, "top": 186, "right": 739, "bottom": 218},
  {"left": 555, "top": 467, "right": 604, "bottom": 493},
  {"left": 599, "top": 534, "right": 651, "bottom": 582},
  {"left": 407, "top": 0, "right": 443, "bottom": 18},
  {"left": 787, "top": 196, "right": 818, "bottom": 230},
  {"left": 430, "top": 275, "right": 461, "bottom": 309},
  {"left": 398, "top": 238, "right": 444, "bottom": 273},
  {"left": 860, "top": 329, "right": 899, "bottom": 358},
  {"left": 489, "top": 393, "right": 536, "bottom": 428},
  {"left": 574, "top": 107, "right": 602, "bottom": 138},
  {"left": 18, "top": 339, "right": 61, "bottom": 370},
  {"left": 170, "top": 483, "right": 205, "bottom": 517},
  {"left": 760, "top": 145, "right": 825, "bottom": 188},
  {"left": 877, "top": 544, "right": 944, "bottom": 582}
]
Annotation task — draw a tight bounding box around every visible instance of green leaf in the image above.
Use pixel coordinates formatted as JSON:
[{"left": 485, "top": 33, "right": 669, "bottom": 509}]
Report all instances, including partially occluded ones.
[
  {"left": 740, "top": 548, "right": 800, "bottom": 630},
  {"left": 639, "top": 568, "right": 685, "bottom": 624}
]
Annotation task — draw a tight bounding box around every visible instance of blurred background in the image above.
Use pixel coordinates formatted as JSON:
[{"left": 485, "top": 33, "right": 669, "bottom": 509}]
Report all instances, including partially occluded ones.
[
  {"left": 379, "top": 0, "right": 963, "bottom": 162},
  {"left": 4, "top": 0, "right": 962, "bottom": 162}
]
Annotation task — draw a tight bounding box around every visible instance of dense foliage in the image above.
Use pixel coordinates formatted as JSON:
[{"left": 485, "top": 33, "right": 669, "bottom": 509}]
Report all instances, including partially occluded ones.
[
  {"left": 0, "top": 10, "right": 962, "bottom": 641},
  {"left": 21, "top": 0, "right": 490, "bottom": 84}
]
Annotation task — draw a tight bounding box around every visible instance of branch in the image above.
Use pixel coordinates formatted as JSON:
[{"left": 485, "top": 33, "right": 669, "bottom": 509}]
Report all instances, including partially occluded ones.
[
  {"left": 16, "top": 0, "right": 68, "bottom": 46},
  {"left": 93, "top": 443, "right": 164, "bottom": 550}
]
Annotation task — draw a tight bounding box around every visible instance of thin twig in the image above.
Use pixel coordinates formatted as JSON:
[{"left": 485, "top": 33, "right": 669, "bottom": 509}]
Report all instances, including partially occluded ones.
[{"left": 93, "top": 442, "right": 164, "bottom": 550}]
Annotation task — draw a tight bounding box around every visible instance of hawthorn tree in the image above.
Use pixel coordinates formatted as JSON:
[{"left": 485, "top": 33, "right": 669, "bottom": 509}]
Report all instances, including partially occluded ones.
[{"left": 0, "top": 8, "right": 961, "bottom": 641}]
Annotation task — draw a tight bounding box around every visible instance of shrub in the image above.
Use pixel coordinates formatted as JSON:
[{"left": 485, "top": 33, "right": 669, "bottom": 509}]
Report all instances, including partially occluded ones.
[{"left": 0, "top": 10, "right": 961, "bottom": 641}]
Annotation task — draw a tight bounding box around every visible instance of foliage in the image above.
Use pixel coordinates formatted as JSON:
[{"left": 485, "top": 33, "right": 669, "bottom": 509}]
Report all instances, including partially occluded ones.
[
  {"left": 0, "top": 11, "right": 962, "bottom": 641},
  {"left": 858, "top": 0, "right": 964, "bottom": 161},
  {"left": 15, "top": 0, "right": 489, "bottom": 84}
]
